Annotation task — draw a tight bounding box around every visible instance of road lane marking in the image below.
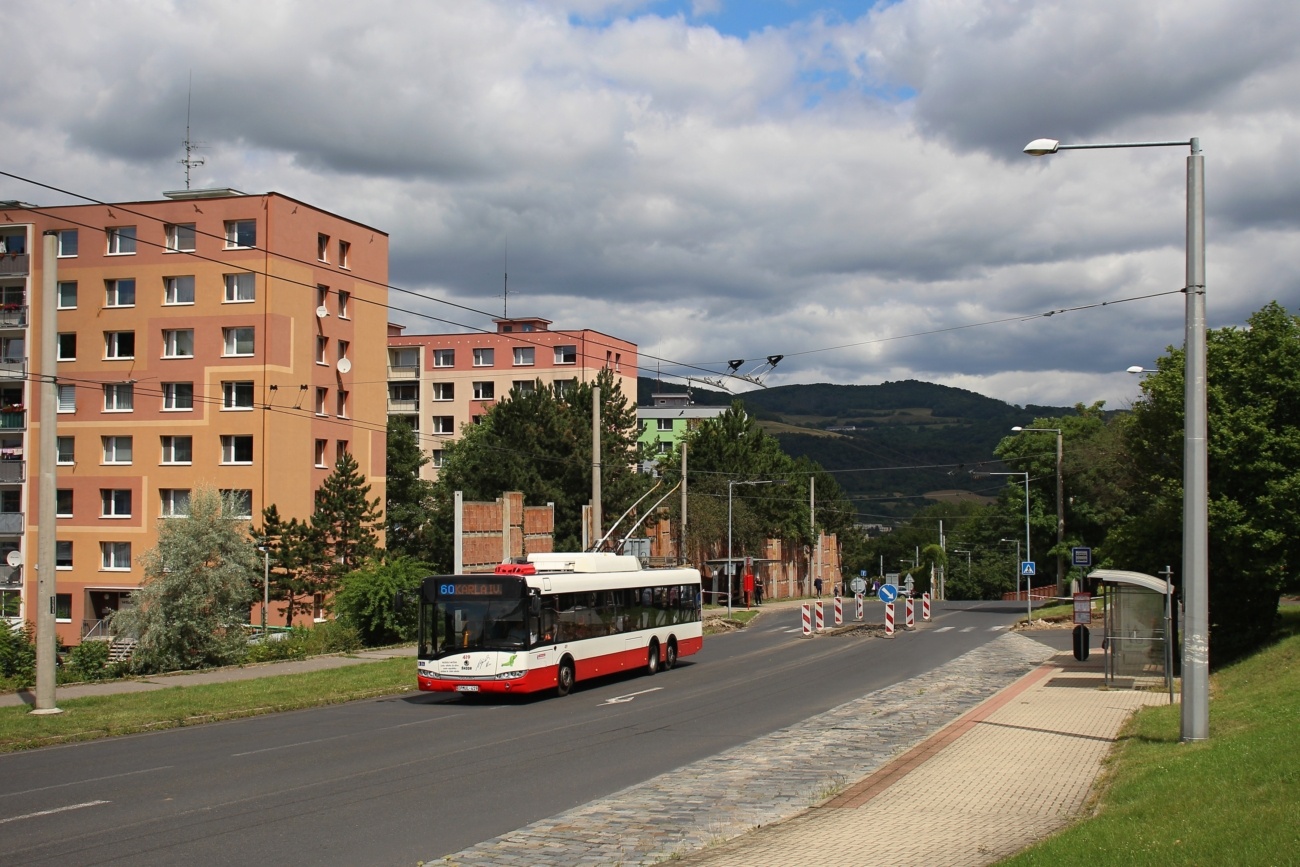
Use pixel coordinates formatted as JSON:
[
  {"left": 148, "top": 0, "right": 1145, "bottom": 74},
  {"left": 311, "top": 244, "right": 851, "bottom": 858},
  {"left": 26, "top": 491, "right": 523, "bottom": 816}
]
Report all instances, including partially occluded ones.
[
  {"left": 961, "top": 627, "right": 975, "bottom": 632},
  {"left": 933, "top": 626, "right": 954, "bottom": 633},
  {"left": 601, "top": 687, "right": 663, "bottom": 705},
  {"left": 0, "top": 800, "right": 109, "bottom": 825},
  {"left": 0, "top": 766, "right": 171, "bottom": 800},
  {"left": 233, "top": 733, "right": 352, "bottom": 757}
]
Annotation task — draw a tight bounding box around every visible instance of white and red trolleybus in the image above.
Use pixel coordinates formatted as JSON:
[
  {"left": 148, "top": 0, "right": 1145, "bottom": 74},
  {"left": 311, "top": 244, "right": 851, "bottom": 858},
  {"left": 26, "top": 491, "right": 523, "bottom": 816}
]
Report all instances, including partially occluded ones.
[{"left": 417, "top": 552, "right": 702, "bottom": 697}]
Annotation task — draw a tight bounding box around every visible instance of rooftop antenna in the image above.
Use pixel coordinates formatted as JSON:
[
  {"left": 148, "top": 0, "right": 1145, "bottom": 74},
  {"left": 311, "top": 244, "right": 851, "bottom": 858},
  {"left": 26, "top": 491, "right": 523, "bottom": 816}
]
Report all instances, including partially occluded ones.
[
  {"left": 502, "top": 236, "right": 508, "bottom": 319},
  {"left": 179, "top": 72, "right": 206, "bottom": 190}
]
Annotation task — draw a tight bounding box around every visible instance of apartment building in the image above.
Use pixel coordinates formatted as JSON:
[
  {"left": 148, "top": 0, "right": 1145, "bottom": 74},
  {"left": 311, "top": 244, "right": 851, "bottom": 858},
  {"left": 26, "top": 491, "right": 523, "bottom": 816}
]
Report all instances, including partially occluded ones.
[
  {"left": 387, "top": 317, "right": 637, "bottom": 478},
  {"left": 637, "top": 391, "right": 728, "bottom": 460},
  {"left": 0, "top": 190, "right": 389, "bottom": 644}
]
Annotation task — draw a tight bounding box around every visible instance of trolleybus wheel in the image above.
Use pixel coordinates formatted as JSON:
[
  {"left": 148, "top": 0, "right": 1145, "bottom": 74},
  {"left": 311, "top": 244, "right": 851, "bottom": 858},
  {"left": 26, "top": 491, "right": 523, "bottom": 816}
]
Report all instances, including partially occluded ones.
[
  {"left": 646, "top": 639, "right": 660, "bottom": 675},
  {"left": 556, "top": 658, "right": 575, "bottom": 697},
  {"left": 664, "top": 640, "right": 678, "bottom": 671}
]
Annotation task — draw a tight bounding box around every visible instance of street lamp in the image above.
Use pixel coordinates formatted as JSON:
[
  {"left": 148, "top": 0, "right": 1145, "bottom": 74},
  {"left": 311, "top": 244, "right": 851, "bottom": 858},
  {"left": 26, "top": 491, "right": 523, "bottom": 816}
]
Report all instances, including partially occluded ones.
[
  {"left": 1127, "top": 365, "right": 1157, "bottom": 374},
  {"left": 1013, "top": 426, "right": 1064, "bottom": 593},
  {"left": 988, "top": 472, "right": 1032, "bottom": 622},
  {"left": 727, "top": 479, "right": 785, "bottom": 617},
  {"left": 1025, "top": 135, "right": 1207, "bottom": 743}
]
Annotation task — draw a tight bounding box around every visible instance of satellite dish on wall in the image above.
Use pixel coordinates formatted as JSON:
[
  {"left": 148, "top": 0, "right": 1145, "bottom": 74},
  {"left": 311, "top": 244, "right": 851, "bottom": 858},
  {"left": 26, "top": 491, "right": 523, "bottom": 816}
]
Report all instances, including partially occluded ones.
[
  {"left": 316, "top": 306, "right": 330, "bottom": 318},
  {"left": 6, "top": 550, "right": 21, "bottom": 568},
  {"left": 336, "top": 358, "right": 352, "bottom": 374}
]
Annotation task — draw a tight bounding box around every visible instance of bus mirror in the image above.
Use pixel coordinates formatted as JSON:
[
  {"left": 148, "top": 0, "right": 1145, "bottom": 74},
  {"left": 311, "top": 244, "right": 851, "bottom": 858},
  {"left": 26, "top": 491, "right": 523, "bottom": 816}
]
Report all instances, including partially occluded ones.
[{"left": 530, "top": 597, "right": 541, "bottom": 616}]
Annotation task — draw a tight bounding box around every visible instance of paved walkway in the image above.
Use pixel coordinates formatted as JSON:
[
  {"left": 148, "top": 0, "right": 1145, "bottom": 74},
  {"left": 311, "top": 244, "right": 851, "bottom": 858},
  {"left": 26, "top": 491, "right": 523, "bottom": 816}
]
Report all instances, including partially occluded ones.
[{"left": 434, "top": 628, "right": 1170, "bottom": 866}]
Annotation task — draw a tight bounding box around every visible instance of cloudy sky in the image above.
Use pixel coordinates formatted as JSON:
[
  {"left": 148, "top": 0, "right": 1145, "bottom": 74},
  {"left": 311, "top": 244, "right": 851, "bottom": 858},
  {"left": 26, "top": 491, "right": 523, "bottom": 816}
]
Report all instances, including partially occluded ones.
[{"left": 6, "top": 0, "right": 1299, "bottom": 408}]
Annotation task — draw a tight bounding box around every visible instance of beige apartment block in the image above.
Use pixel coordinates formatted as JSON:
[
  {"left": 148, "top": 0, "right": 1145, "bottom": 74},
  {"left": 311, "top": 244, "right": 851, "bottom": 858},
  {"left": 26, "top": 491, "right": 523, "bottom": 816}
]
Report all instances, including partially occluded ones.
[
  {"left": 0, "top": 189, "right": 389, "bottom": 643},
  {"left": 387, "top": 316, "right": 637, "bottom": 479}
]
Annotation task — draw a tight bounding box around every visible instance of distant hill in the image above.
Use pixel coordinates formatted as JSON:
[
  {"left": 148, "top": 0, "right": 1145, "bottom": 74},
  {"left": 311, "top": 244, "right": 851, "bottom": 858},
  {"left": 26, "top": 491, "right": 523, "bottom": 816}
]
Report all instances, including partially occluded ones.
[{"left": 638, "top": 377, "right": 1075, "bottom": 521}]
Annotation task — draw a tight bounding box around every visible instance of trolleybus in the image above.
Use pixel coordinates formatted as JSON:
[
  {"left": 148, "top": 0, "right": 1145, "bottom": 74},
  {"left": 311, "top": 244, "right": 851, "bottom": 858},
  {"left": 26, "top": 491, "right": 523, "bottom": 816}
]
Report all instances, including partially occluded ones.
[{"left": 417, "top": 552, "right": 702, "bottom": 696}]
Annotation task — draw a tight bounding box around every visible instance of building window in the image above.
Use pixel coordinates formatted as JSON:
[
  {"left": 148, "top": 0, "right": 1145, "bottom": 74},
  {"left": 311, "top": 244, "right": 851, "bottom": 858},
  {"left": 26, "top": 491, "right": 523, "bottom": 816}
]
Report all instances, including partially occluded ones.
[
  {"left": 554, "top": 345, "right": 577, "bottom": 365},
  {"left": 315, "top": 387, "right": 328, "bottom": 416},
  {"left": 316, "top": 336, "right": 328, "bottom": 364},
  {"left": 472, "top": 348, "right": 494, "bottom": 367},
  {"left": 165, "top": 223, "right": 196, "bottom": 252},
  {"left": 337, "top": 340, "right": 350, "bottom": 364},
  {"left": 554, "top": 378, "right": 577, "bottom": 397},
  {"left": 225, "top": 220, "right": 256, "bottom": 248},
  {"left": 473, "top": 381, "right": 495, "bottom": 400},
  {"left": 317, "top": 285, "right": 329, "bottom": 309},
  {"left": 314, "top": 439, "right": 328, "bottom": 467},
  {"left": 389, "top": 347, "right": 417, "bottom": 370},
  {"left": 430, "top": 382, "right": 454, "bottom": 401},
  {"left": 101, "top": 489, "right": 132, "bottom": 518},
  {"left": 57, "top": 229, "right": 78, "bottom": 257},
  {"left": 433, "top": 349, "right": 454, "bottom": 368},
  {"left": 337, "top": 290, "right": 350, "bottom": 318},
  {"left": 317, "top": 233, "right": 330, "bottom": 262},
  {"left": 162, "top": 382, "right": 193, "bottom": 411},
  {"left": 657, "top": 441, "right": 674, "bottom": 455},
  {"left": 222, "top": 381, "right": 255, "bottom": 410},
  {"left": 163, "top": 329, "right": 194, "bottom": 358},
  {"left": 105, "top": 279, "right": 135, "bottom": 307},
  {"left": 389, "top": 382, "right": 418, "bottom": 403},
  {"left": 55, "top": 594, "right": 72, "bottom": 622},
  {"left": 104, "top": 331, "right": 135, "bottom": 359},
  {"left": 57, "top": 281, "right": 77, "bottom": 309},
  {"left": 56, "top": 436, "right": 74, "bottom": 464},
  {"left": 224, "top": 272, "right": 255, "bottom": 303},
  {"left": 430, "top": 449, "right": 445, "bottom": 468},
  {"left": 106, "top": 226, "right": 136, "bottom": 255},
  {"left": 101, "top": 542, "right": 132, "bottom": 570},
  {"left": 56, "top": 489, "right": 73, "bottom": 518},
  {"left": 513, "top": 347, "right": 535, "bottom": 366},
  {"left": 160, "top": 489, "right": 191, "bottom": 517},
  {"left": 160, "top": 435, "right": 192, "bottom": 464},
  {"left": 57, "top": 385, "right": 76, "bottom": 413},
  {"left": 336, "top": 390, "right": 349, "bottom": 418},
  {"left": 431, "top": 416, "right": 454, "bottom": 435},
  {"left": 513, "top": 380, "right": 535, "bottom": 394},
  {"left": 335, "top": 440, "right": 349, "bottom": 463},
  {"left": 220, "top": 435, "right": 254, "bottom": 464},
  {"left": 221, "top": 489, "right": 253, "bottom": 518},
  {"left": 338, "top": 240, "right": 350, "bottom": 268},
  {"left": 103, "top": 383, "right": 134, "bottom": 412},
  {"left": 56, "top": 541, "right": 72, "bottom": 569},
  {"left": 102, "top": 436, "right": 133, "bottom": 464},
  {"left": 56, "top": 333, "right": 76, "bottom": 361},
  {"left": 657, "top": 418, "right": 674, "bottom": 431},
  {"left": 223, "top": 327, "right": 254, "bottom": 356},
  {"left": 164, "top": 275, "right": 195, "bottom": 305}
]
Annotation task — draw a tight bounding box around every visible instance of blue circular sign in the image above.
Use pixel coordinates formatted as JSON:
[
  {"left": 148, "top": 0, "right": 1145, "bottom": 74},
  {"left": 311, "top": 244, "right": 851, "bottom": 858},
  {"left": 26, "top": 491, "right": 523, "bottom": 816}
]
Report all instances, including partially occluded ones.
[{"left": 878, "top": 584, "right": 899, "bottom": 603}]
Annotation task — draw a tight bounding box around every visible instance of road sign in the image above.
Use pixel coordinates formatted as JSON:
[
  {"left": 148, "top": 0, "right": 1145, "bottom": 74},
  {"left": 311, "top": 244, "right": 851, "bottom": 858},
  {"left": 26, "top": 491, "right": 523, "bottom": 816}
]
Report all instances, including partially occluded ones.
[
  {"left": 1021, "top": 561, "right": 1036, "bottom": 577},
  {"left": 850, "top": 577, "right": 867, "bottom": 594},
  {"left": 1073, "top": 592, "right": 1092, "bottom": 625},
  {"left": 904, "top": 575, "right": 914, "bottom": 593},
  {"left": 860, "top": 570, "right": 867, "bottom": 577},
  {"left": 1071, "top": 547, "right": 1092, "bottom": 567},
  {"left": 878, "top": 584, "right": 898, "bottom": 603}
]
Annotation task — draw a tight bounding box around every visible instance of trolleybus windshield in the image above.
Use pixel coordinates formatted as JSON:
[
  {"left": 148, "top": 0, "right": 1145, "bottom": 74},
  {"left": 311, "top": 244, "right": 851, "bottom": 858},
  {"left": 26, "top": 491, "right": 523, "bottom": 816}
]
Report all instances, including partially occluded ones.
[{"left": 420, "top": 577, "right": 532, "bottom": 659}]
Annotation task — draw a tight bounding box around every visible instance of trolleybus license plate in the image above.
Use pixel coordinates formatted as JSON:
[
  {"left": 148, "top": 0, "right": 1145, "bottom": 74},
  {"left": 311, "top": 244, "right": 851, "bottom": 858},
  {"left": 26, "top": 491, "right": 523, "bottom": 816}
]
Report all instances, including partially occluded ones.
[{"left": 456, "top": 685, "right": 480, "bottom": 692}]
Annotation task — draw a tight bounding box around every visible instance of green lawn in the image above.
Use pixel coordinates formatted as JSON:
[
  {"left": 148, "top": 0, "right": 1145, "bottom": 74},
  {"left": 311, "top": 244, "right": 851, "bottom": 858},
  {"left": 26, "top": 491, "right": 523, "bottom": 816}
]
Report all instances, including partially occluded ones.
[
  {"left": 1001, "top": 608, "right": 1300, "bottom": 865},
  {"left": 0, "top": 657, "right": 413, "bottom": 753}
]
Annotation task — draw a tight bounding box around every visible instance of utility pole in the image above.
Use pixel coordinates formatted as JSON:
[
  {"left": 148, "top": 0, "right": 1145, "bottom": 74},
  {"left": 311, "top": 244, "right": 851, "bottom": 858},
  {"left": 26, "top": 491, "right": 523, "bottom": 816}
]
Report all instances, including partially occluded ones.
[
  {"left": 33, "top": 232, "right": 61, "bottom": 714},
  {"left": 679, "top": 441, "right": 687, "bottom": 565},
  {"left": 591, "top": 385, "right": 601, "bottom": 548}
]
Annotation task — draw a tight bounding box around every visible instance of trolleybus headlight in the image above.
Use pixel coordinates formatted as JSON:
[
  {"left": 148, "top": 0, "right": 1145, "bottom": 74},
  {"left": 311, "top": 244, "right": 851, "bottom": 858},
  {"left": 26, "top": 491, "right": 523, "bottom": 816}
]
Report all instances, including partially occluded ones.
[{"left": 496, "top": 670, "right": 526, "bottom": 680}]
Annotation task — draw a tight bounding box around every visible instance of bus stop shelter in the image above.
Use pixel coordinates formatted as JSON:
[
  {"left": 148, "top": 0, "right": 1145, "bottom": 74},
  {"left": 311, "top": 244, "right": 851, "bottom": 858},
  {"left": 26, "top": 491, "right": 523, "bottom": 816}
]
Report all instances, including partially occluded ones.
[{"left": 1090, "top": 569, "right": 1175, "bottom": 701}]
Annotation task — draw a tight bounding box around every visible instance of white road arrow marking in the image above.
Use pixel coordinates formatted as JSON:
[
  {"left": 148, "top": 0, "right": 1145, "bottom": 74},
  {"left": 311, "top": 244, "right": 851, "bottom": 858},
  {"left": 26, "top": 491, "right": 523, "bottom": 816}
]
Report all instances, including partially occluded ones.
[{"left": 602, "top": 687, "right": 664, "bottom": 705}]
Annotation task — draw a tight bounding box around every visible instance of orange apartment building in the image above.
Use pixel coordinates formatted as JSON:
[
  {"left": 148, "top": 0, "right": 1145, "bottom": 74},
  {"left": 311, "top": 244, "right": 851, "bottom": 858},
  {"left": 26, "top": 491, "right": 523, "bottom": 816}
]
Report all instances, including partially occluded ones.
[
  {"left": 387, "top": 317, "right": 637, "bottom": 479},
  {"left": 0, "top": 189, "right": 389, "bottom": 645}
]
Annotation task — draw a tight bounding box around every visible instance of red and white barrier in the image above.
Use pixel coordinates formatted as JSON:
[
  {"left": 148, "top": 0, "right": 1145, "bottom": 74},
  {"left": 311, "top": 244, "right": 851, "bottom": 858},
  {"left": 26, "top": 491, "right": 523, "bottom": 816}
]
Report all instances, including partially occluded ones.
[
  {"left": 884, "top": 601, "right": 895, "bottom": 637},
  {"left": 922, "top": 591, "right": 931, "bottom": 622},
  {"left": 905, "top": 596, "right": 915, "bottom": 630},
  {"left": 801, "top": 603, "right": 812, "bottom": 638},
  {"left": 833, "top": 595, "right": 843, "bottom": 626},
  {"left": 815, "top": 600, "right": 825, "bottom": 632},
  {"left": 854, "top": 592, "right": 864, "bottom": 621}
]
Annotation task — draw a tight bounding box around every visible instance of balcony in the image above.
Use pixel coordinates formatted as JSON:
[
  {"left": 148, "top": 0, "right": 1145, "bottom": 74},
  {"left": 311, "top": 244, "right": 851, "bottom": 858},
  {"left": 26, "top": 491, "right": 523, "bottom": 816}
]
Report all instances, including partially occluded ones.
[
  {"left": 388, "top": 364, "right": 420, "bottom": 380},
  {"left": 0, "top": 409, "right": 24, "bottom": 430},
  {"left": 0, "top": 512, "right": 23, "bottom": 534},
  {"left": 0, "top": 358, "right": 25, "bottom": 381},
  {"left": 0, "top": 306, "right": 27, "bottom": 328},
  {"left": 0, "top": 564, "right": 19, "bottom": 586},
  {"left": 0, "top": 254, "right": 28, "bottom": 277},
  {"left": 387, "top": 398, "right": 419, "bottom": 412},
  {"left": 0, "top": 459, "right": 24, "bottom": 483}
]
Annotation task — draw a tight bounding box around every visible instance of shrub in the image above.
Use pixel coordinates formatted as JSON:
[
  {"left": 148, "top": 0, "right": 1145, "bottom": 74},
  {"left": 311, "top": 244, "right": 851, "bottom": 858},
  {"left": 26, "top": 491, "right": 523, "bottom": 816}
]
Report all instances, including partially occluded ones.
[
  {"left": 0, "top": 621, "right": 35, "bottom": 687},
  {"left": 333, "top": 557, "right": 428, "bottom": 646},
  {"left": 65, "top": 640, "right": 111, "bottom": 682}
]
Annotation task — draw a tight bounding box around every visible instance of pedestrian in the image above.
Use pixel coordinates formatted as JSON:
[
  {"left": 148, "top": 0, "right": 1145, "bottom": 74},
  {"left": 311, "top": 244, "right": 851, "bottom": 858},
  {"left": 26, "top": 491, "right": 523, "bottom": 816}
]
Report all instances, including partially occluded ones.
[
  {"left": 814, "top": 576, "right": 823, "bottom": 598},
  {"left": 754, "top": 578, "right": 764, "bottom": 606}
]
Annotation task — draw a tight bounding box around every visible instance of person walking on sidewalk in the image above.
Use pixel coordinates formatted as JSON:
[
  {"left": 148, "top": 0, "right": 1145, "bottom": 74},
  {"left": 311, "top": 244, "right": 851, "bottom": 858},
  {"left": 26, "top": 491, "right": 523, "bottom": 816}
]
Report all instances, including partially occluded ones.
[
  {"left": 754, "top": 578, "right": 764, "bottom": 606},
  {"left": 814, "top": 576, "right": 823, "bottom": 598}
]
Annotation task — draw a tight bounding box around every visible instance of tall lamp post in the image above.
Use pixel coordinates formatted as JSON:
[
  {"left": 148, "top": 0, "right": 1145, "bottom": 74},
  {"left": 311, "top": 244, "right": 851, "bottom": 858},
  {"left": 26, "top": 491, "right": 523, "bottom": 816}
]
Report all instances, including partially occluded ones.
[
  {"left": 988, "top": 472, "right": 1031, "bottom": 622},
  {"left": 1013, "top": 426, "right": 1063, "bottom": 593},
  {"left": 1025, "top": 136, "right": 1207, "bottom": 743},
  {"left": 727, "top": 479, "right": 784, "bottom": 617}
]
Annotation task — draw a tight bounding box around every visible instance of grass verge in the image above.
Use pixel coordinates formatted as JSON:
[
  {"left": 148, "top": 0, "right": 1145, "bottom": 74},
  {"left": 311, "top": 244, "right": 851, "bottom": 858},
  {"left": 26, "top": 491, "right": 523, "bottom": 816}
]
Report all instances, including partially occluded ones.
[
  {"left": 1000, "top": 608, "right": 1300, "bottom": 865},
  {"left": 0, "top": 657, "right": 413, "bottom": 753}
]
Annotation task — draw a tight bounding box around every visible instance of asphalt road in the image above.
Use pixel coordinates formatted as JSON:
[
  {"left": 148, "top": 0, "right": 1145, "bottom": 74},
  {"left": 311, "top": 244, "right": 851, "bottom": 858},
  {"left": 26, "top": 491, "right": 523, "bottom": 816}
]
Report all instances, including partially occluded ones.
[{"left": 0, "top": 600, "right": 1025, "bottom": 866}]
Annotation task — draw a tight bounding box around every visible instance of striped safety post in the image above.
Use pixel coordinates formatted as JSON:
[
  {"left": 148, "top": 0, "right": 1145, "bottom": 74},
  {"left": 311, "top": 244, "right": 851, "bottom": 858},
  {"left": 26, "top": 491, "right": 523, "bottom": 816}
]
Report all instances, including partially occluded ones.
[
  {"left": 905, "top": 595, "right": 916, "bottom": 630},
  {"left": 815, "top": 600, "right": 825, "bottom": 632},
  {"left": 922, "top": 591, "right": 931, "bottom": 622},
  {"left": 801, "top": 603, "right": 812, "bottom": 638},
  {"left": 834, "top": 595, "right": 843, "bottom": 626},
  {"left": 854, "top": 592, "right": 864, "bottom": 621},
  {"left": 884, "top": 601, "right": 895, "bottom": 637}
]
